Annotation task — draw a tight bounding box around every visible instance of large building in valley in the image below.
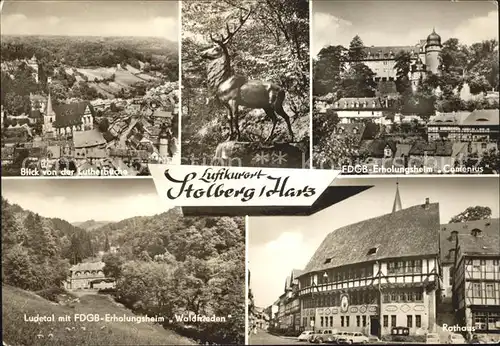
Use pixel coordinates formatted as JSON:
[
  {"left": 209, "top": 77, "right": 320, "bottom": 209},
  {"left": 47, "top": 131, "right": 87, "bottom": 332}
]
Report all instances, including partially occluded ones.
[
  {"left": 451, "top": 218, "right": 500, "bottom": 336},
  {"left": 64, "top": 261, "right": 115, "bottom": 290},
  {"left": 296, "top": 186, "right": 440, "bottom": 337}
]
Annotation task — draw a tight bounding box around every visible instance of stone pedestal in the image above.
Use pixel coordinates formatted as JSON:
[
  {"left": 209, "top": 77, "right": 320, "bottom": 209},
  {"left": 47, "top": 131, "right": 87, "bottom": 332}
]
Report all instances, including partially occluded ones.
[{"left": 214, "top": 141, "right": 306, "bottom": 168}]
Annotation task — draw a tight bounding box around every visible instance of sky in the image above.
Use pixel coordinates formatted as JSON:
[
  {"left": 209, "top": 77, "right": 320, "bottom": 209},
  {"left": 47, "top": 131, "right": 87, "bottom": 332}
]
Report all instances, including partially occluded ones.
[
  {"left": 1, "top": 178, "right": 174, "bottom": 223},
  {"left": 249, "top": 176, "right": 500, "bottom": 308},
  {"left": 312, "top": 0, "right": 499, "bottom": 56},
  {"left": 0, "top": 0, "right": 179, "bottom": 41}
]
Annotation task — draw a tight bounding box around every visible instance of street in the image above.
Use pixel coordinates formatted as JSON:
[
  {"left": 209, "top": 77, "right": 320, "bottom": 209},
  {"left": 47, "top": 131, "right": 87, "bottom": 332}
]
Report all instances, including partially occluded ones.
[
  {"left": 248, "top": 329, "right": 429, "bottom": 345},
  {"left": 248, "top": 330, "right": 304, "bottom": 345}
]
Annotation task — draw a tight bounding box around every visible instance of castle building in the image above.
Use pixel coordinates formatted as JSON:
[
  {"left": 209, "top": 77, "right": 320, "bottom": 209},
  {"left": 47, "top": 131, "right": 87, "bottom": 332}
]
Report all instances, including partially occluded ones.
[
  {"left": 296, "top": 186, "right": 440, "bottom": 337},
  {"left": 451, "top": 218, "right": 500, "bottom": 335},
  {"left": 347, "top": 29, "right": 442, "bottom": 87}
]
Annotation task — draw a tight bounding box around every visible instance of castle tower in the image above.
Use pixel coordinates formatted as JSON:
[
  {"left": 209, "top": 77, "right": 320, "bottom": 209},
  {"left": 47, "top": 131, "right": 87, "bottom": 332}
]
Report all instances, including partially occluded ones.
[
  {"left": 158, "top": 124, "right": 170, "bottom": 162},
  {"left": 43, "top": 91, "right": 56, "bottom": 134},
  {"left": 392, "top": 182, "right": 402, "bottom": 213},
  {"left": 425, "top": 28, "right": 441, "bottom": 75}
]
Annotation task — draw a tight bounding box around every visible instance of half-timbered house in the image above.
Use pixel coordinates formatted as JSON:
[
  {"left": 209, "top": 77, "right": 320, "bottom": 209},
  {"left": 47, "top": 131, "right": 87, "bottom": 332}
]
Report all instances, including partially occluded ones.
[
  {"left": 296, "top": 188, "right": 440, "bottom": 337},
  {"left": 452, "top": 218, "right": 500, "bottom": 336}
]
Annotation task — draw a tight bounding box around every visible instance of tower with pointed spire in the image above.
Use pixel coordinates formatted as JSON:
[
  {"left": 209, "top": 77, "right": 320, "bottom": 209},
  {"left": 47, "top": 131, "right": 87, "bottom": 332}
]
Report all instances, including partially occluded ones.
[
  {"left": 392, "top": 182, "right": 402, "bottom": 213},
  {"left": 425, "top": 28, "right": 441, "bottom": 75},
  {"left": 43, "top": 91, "right": 56, "bottom": 134}
]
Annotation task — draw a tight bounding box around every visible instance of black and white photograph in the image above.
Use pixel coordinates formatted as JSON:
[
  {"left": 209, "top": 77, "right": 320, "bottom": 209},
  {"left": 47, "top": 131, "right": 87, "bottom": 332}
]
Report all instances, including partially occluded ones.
[
  {"left": 312, "top": 1, "right": 499, "bottom": 175},
  {"left": 181, "top": 0, "right": 310, "bottom": 168},
  {"left": 1, "top": 1, "right": 180, "bottom": 177},
  {"left": 248, "top": 177, "right": 500, "bottom": 344},
  {"left": 1, "top": 179, "right": 245, "bottom": 345}
]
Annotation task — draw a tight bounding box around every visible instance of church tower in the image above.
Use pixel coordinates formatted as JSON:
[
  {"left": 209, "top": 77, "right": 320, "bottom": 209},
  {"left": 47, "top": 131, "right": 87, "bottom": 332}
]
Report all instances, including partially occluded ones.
[
  {"left": 425, "top": 28, "right": 441, "bottom": 75},
  {"left": 392, "top": 182, "right": 402, "bottom": 213},
  {"left": 158, "top": 124, "right": 170, "bottom": 162},
  {"left": 43, "top": 91, "right": 55, "bottom": 135}
]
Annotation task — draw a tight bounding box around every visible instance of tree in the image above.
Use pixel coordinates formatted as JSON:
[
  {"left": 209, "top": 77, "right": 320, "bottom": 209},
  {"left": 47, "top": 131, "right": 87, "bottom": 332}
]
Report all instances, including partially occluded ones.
[
  {"left": 341, "top": 63, "right": 376, "bottom": 98},
  {"left": 477, "top": 148, "right": 500, "bottom": 174},
  {"left": 313, "top": 45, "right": 346, "bottom": 96},
  {"left": 348, "top": 35, "right": 366, "bottom": 61},
  {"left": 394, "top": 51, "right": 412, "bottom": 94},
  {"left": 103, "top": 253, "right": 125, "bottom": 279},
  {"left": 449, "top": 206, "right": 492, "bottom": 223},
  {"left": 104, "top": 233, "right": 111, "bottom": 252}
]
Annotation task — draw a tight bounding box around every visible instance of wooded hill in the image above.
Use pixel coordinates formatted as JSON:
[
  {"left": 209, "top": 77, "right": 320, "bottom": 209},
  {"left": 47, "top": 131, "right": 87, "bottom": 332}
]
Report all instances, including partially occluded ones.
[{"left": 1, "top": 198, "right": 246, "bottom": 345}]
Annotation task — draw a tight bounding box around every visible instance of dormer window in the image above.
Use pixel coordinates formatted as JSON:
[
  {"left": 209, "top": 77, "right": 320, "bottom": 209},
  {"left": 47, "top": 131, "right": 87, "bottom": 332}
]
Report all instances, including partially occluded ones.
[
  {"left": 471, "top": 228, "right": 483, "bottom": 237},
  {"left": 450, "top": 230, "right": 458, "bottom": 241},
  {"left": 324, "top": 258, "right": 332, "bottom": 264},
  {"left": 367, "top": 247, "right": 378, "bottom": 255}
]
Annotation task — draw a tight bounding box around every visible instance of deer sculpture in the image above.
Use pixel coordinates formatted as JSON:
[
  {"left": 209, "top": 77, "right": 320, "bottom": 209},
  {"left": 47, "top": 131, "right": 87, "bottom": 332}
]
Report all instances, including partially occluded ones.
[{"left": 200, "top": 9, "right": 294, "bottom": 143}]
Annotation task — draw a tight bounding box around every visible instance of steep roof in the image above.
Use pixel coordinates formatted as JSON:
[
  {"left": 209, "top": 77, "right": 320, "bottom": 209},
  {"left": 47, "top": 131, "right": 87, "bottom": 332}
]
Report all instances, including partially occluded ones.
[
  {"left": 359, "top": 139, "right": 397, "bottom": 157},
  {"left": 53, "top": 102, "right": 93, "bottom": 128},
  {"left": 409, "top": 141, "right": 453, "bottom": 156},
  {"left": 439, "top": 219, "right": 500, "bottom": 265},
  {"left": 462, "top": 109, "right": 499, "bottom": 126},
  {"left": 333, "top": 97, "right": 384, "bottom": 109},
  {"left": 395, "top": 143, "right": 412, "bottom": 157},
  {"left": 429, "top": 112, "right": 471, "bottom": 125},
  {"left": 358, "top": 46, "right": 420, "bottom": 60},
  {"left": 336, "top": 123, "right": 366, "bottom": 144},
  {"left": 70, "top": 261, "right": 105, "bottom": 272},
  {"left": 152, "top": 109, "right": 173, "bottom": 118},
  {"left": 439, "top": 218, "right": 500, "bottom": 264},
  {"left": 73, "top": 129, "right": 106, "bottom": 148},
  {"left": 302, "top": 202, "right": 440, "bottom": 275}
]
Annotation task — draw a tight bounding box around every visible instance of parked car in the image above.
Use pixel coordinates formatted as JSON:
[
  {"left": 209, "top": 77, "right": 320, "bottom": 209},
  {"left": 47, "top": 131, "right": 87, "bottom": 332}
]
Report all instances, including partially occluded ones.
[
  {"left": 309, "top": 329, "right": 336, "bottom": 343},
  {"left": 425, "top": 333, "right": 440, "bottom": 344},
  {"left": 330, "top": 331, "right": 350, "bottom": 343},
  {"left": 469, "top": 333, "right": 493, "bottom": 344},
  {"left": 447, "top": 333, "right": 466, "bottom": 344},
  {"left": 298, "top": 330, "right": 314, "bottom": 341},
  {"left": 337, "top": 332, "right": 369, "bottom": 344}
]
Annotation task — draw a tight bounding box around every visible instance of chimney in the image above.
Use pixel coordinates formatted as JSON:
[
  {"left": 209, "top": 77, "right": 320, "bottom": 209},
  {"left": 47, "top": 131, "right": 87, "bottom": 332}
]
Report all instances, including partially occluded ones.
[{"left": 424, "top": 198, "right": 430, "bottom": 209}]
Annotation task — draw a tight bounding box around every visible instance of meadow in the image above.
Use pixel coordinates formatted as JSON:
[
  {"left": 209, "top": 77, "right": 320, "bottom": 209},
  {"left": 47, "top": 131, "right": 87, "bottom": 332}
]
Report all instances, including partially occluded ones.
[{"left": 2, "top": 285, "right": 195, "bottom": 346}]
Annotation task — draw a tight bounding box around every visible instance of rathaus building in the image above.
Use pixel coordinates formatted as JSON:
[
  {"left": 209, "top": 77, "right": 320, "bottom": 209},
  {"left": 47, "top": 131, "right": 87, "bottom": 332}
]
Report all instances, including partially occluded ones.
[{"left": 296, "top": 185, "right": 440, "bottom": 337}]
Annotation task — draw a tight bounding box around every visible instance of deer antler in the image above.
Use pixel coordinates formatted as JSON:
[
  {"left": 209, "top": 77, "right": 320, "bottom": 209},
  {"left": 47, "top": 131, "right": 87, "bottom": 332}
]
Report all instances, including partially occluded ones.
[{"left": 209, "top": 7, "right": 254, "bottom": 46}]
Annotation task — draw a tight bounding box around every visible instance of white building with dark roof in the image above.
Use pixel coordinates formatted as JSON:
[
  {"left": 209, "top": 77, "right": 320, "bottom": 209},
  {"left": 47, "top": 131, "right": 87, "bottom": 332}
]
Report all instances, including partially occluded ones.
[
  {"left": 65, "top": 261, "right": 115, "bottom": 290},
  {"left": 331, "top": 97, "right": 387, "bottom": 124},
  {"left": 296, "top": 187, "right": 440, "bottom": 337},
  {"left": 427, "top": 109, "right": 499, "bottom": 143}
]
